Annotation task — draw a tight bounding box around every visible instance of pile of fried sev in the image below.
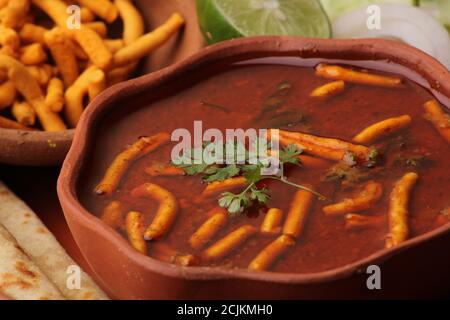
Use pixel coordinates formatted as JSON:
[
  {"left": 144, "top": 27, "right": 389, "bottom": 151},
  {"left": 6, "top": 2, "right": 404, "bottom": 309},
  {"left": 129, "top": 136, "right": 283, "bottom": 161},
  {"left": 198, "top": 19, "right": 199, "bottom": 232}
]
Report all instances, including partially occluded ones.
[
  {"left": 0, "top": 181, "right": 108, "bottom": 300},
  {"left": 0, "top": 0, "right": 184, "bottom": 131}
]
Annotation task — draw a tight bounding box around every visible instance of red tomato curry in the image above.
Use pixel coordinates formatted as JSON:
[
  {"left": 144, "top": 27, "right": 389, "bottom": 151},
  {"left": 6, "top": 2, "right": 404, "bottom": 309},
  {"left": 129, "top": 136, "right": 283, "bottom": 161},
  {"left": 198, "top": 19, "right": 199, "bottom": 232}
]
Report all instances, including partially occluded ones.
[{"left": 79, "top": 57, "right": 450, "bottom": 273}]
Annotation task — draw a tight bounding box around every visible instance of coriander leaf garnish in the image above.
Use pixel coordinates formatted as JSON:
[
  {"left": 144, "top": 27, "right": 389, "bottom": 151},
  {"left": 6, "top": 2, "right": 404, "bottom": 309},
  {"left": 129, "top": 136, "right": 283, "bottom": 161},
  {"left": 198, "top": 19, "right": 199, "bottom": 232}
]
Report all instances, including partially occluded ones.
[{"left": 173, "top": 141, "right": 326, "bottom": 215}]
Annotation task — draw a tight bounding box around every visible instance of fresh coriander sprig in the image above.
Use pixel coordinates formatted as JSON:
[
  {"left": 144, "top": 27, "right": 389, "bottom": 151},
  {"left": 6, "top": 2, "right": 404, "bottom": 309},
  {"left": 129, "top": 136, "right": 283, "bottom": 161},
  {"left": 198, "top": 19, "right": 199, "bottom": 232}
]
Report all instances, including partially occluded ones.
[{"left": 173, "top": 141, "right": 326, "bottom": 215}]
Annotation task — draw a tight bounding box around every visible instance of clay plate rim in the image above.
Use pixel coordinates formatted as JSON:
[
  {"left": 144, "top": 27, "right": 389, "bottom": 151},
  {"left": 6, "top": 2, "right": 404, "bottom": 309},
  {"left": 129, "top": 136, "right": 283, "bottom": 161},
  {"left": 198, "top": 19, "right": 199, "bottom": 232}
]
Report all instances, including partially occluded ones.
[{"left": 58, "top": 36, "right": 450, "bottom": 284}]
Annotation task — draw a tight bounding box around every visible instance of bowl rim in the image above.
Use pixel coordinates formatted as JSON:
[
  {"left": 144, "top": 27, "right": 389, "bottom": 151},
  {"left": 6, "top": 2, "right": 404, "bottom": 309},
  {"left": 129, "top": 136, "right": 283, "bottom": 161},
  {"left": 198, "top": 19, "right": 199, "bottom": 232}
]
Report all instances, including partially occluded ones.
[{"left": 58, "top": 36, "right": 450, "bottom": 284}]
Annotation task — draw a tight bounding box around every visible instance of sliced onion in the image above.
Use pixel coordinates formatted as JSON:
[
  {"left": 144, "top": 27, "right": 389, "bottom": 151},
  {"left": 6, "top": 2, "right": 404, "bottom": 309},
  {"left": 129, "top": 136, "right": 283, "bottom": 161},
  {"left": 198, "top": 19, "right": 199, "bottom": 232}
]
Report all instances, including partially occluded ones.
[{"left": 333, "top": 4, "right": 450, "bottom": 69}]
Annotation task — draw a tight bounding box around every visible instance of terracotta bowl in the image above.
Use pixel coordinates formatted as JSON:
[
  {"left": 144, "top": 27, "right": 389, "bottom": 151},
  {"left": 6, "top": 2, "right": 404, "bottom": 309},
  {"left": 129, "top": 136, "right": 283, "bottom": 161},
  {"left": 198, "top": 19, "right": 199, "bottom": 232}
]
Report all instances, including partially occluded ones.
[
  {"left": 58, "top": 36, "right": 450, "bottom": 299},
  {"left": 0, "top": 0, "right": 203, "bottom": 166}
]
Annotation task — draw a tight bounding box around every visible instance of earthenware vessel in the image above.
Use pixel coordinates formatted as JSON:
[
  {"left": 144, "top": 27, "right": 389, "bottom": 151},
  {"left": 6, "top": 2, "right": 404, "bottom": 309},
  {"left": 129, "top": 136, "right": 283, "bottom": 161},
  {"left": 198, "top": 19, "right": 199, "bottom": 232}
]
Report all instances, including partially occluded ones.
[
  {"left": 58, "top": 36, "right": 450, "bottom": 299},
  {"left": 0, "top": 0, "right": 203, "bottom": 166}
]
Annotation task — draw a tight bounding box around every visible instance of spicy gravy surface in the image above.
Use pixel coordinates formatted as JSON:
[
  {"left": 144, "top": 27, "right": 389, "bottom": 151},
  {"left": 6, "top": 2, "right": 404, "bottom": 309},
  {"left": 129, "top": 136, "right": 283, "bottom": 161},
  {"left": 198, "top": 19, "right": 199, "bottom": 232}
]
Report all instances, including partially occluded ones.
[{"left": 79, "top": 59, "right": 450, "bottom": 273}]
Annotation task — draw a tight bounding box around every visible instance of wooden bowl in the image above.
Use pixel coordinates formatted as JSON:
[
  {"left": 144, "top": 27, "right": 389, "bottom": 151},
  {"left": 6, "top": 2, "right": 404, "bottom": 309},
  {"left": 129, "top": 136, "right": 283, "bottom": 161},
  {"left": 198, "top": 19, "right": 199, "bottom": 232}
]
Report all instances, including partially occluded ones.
[
  {"left": 58, "top": 36, "right": 450, "bottom": 299},
  {"left": 0, "top": 0, "right": 204, "bottom": 166}
]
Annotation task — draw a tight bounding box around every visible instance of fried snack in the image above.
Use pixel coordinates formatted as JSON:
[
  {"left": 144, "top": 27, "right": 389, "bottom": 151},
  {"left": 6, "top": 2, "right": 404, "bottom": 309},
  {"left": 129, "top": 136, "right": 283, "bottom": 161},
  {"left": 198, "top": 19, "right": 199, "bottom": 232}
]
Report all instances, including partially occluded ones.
[
  {"left": 75, "top": 0, "right": 119, "bottom": 23},
  {"left": 0, "top": 114, "right": 33, "bottom": 130},
  {"left": 248, "top": 235, "right": 295, "bottom": 271},
  {"left": 125, "top": 211, "right": 147, "bottom": 254},
  {"left": 114, "top": 0, "right": 144, "bottom": 45},
  {"left": 72, "top": 26, "right": 113, "bottom": 70},
  {"left": 310, "top": 80, "right": 345, "bottom": 98},
  {"left": 0, "top": 0, "right": 30, "bottom": 29},
  {"left": 0, "top": 25, "right": 20, "bottom": 49},
  {"left": 345, "top": 213, "right": 384, "bottom": 231},
  {"left": 26, "top": 64, "right": 54, "bottom": 86},
  {"left": 104, "top": 39, "right": 125, "bottom": 53},
  {"left": 202, "top": 225, "right": 257, "bottom": 262},
  {"left": 80, "top": 6, "right": 95, "bottom": 23},
  {"left": 113, "top": 13, "right": 185, "bottom": 68},
  {"left": 94, "top": 133, "right": 170, "bottom": 196},
  {"left": 19, "top": 43, "right": 47, "bottom": 65},
  {"left": 323, "top": 181, "right": 383, "bottom": 216},
  {"left": 273, "top": 129, "right": 369, "bottom": 161},
  {"left": 131, "top": 183, "right": 178, "bottom": 241},
  {"left": 0, "top": 80, "right": 16, "bottom": 109},
  {"left": 316, "top": 64, "right": 403, "bottom": 88},
  {"left": 84, "top": 21, "right": 108, "bottom": 38},
  {"left": 260, "top": 208, "right": 283, "bottom": 235},
  {"left": 12, "top": 100, "right": 35, "bottom": 126},
  {"left": 201, "top": 176, "right": 248, "bottom": 198},
  {"left": 145, "top": 163, "right": 185, "bottom": 177},
  {"left": 386, "top": 172, "right": 418, "bottom": 248},
  {"left": 283, "top": 187, "right": 315, "bottom": 238},
  {"left": 100, "top": 200, "right": 123, "bottom": 229},
  {"left": 299, "top": 155, "right": 331, "bottom": 168},
  {"left": 423, "top": 100, "right": 450, "bottom": 144},
  {"left": 0, "top": 54, "right": 66, "bottom": 131},
  {"left": 19, "top": 23, "right": 48, "bottom": 44},
  {"left": 189, "top": 209, "right": 228, "bottom": 250},
  {"left": 45, "top": 77, "right": 64, "bottom": 113},
  {"left": 106, "top": 61, "right": 136, "bottom": 86},
  {"left": 353, "top": 115, "right": 412, "bottom": 144},
  {"left": 31, "top": 0, "right": 67, "bottom": 27},
  {"left": 44, "top": 27, "right": 79, "bottom": 86},
  {"left": 0, "top": 223, "right": 65, "bottom": 300},
  {"left": 152, "top": 243, "right": 197, "bottom": 267},
  {"left": 0, "top": 181, "right": 108, "bottom": 300},
  {"left": 64, "top": 66, "right": 105, "bottom": 127}
]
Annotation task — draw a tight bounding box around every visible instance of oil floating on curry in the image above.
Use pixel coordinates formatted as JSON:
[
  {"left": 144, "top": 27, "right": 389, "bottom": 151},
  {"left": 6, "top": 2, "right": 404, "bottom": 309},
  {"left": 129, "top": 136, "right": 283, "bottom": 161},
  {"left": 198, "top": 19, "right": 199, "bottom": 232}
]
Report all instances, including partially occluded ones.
[{"left": 80, "top": 59, "right": 450, "bottom": 273}]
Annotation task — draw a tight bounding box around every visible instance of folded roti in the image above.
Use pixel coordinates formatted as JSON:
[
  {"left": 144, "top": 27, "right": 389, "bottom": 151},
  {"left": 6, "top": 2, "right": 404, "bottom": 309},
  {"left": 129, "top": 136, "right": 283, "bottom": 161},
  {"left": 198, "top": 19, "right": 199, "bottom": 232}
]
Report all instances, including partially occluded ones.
[
  {"left": 0, "top": 181, "right": 109, "bottom": 300},
  {"left": 0, "top": 223, "right": 65, "bottom": 300}
]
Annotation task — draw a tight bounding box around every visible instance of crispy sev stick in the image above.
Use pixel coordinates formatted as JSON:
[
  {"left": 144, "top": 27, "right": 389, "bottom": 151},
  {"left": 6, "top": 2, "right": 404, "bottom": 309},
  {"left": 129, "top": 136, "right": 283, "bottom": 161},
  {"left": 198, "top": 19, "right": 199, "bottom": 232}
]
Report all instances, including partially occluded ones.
[
  {"left": 1, "top": 54, "right": 66, "bottom": 131},
  {"left": 310, "top": 80, "right": 345, "bottom": 98},
  {"left": 31, "top": 0, "right": 67, "bottom": 27},
  {"left": 19, "top": 23, "right": 48, "bottom": 44},
  {"left": 45, "top": 77, "right": 64, "bottom": 113},
  {"left": 44, "top": 27, "right": 79, "bottom": 86},
  {"left": 0, "top": 80, "right": 16, "bottom": 110},
  {"left": 260, "top": 208, "right": 283, "bottom": 235},
  {"left": 248, "top": 235, "right": 295, "bottom": 271},
  {"left": 106, "top": 61, "right": 137, "bottom": 86},
  {"left": 316, "top": 64, "right": 403, "bottom": 88},
  {"left": 19, "top": 43, "right": 47, "bottom": 65},
  {"left": 131, "top": 183, "right": 178, "bottom": 241},
  {"left": 386, "top": 172, "right": 418, "bottom": 248},
  {"left": 114, "top": 0, "right": 144, "bottom": 45},
  {"left": 94, "top": 133, "right": 170, "bottom": 196},
  {"left": 72, "top": 26, "right": 113, "bottom": 70},
  {"left": 282, "top": 187, "right": 315, "bottom": 238},
  {"left": 100, "top": 200, "right": 123, "bottom": 229},
  {"left": 269, "top": 149, "right": 330, "bottom": 168},
  {"left": 423, "top": 100, "right": 450, "bottom": 144},
  {"left": 189, "top": 209, "right": 228, "bottom": 250},
  {"left": 0, "top": 0, "right": 29, "bottom": 29},
  {"left": 104, "top": 39, "right": 125, "bottom": 53},
  {"left": 75, "top": 0, "right": 119, "bottom": 23},
  {"left": 12, "top": 100, "right": 35, "bottom": 126},
  {"left": 26, "top": 64, "right": 55, "bottom": 87},
  {"left": 201, "top": 176, "right": 248, "bottom": 198},
  {"left": 152, "top": 243, "right": 197, "bottom": 266},
  {"left": 79, "top": 6, "right": 95, "bottom": 23},
  {"left": 345, "top": 213, "right": 384, "bottom": 231},
  {"left": 323, "top": 181, "right": 383, "bottom": 216},
  {"left": 0, "top": 25, "right": 20, "bottom": 50},
  {"left": 202, "top": 225, "right": 257, "bottom": 262},
  {"left": 145, "top": 163, "right": 185, "bottom": 177},
  {"left": 113, "top": 13, "right": 184, "bottom": 68},
  {"left": 64, "top": 66, "right": 105, "bottom": 127},
  {"left": 125, "top": 211, "right": 147, "bottom": 254},
  {"left": 353, "top": 115, "right": 412, "bottom": 144},
  {"left": 0, "top": 114, "right": 33, "bottom": 130},
  {"left": 84, "top": 21, "right": 108, "bottom": 38}
]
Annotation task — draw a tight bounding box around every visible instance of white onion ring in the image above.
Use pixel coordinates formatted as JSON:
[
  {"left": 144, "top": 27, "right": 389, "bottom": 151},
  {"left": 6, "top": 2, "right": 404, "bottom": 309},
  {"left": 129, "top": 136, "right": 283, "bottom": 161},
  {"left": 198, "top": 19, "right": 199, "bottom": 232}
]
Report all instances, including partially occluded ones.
[{"left": 333, "top": 4, "right": 450, "bottom": 69}]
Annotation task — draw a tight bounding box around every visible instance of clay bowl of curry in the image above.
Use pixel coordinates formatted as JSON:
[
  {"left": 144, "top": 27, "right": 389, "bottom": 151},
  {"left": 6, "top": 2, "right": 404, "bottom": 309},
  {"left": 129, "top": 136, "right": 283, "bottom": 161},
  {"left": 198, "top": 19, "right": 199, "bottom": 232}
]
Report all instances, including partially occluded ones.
[
  {"left": 58, "top": 36, "right": 450, "bottom": 299},
  {"left": 0, "top": 0, "right": 202, "bottom": 166}
]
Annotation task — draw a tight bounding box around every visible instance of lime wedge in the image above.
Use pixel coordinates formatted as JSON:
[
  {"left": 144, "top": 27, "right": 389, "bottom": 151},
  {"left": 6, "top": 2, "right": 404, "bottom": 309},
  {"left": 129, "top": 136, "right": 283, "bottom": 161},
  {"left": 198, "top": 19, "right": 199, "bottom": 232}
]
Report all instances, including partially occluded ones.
[
  {"left": 320, "top": 0, "right": 415, "bottom": 21},
  {"left": 419, "top": 0, "right": 450, "bottom": 30},
  {"left": 196, "top": 0, "right": 331, "bottom": 44}
]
